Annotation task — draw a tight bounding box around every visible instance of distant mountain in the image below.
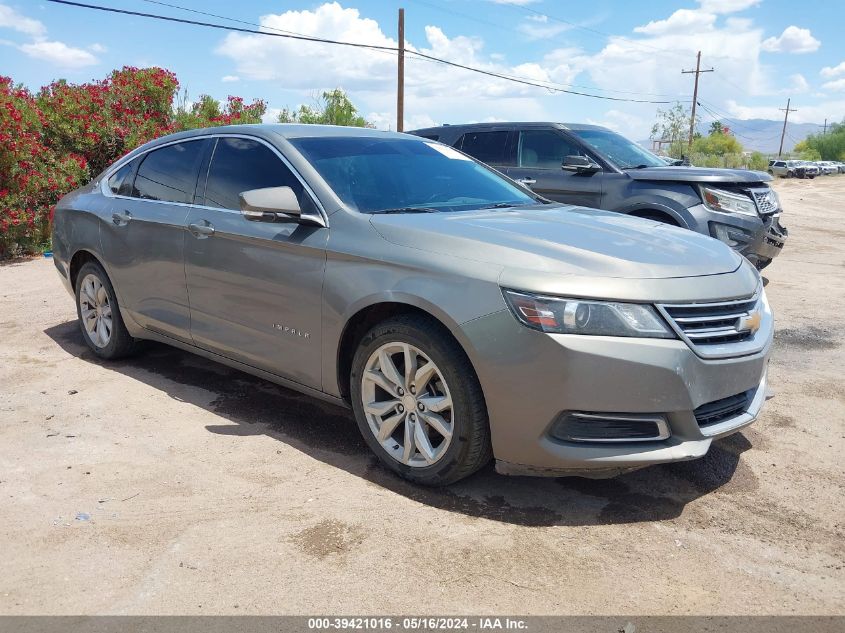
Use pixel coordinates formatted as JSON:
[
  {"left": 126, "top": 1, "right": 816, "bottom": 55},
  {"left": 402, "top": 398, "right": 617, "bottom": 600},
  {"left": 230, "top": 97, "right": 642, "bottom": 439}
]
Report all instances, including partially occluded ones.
[{"left": 641, "top": 118, "right": 825, "bottom": 154}]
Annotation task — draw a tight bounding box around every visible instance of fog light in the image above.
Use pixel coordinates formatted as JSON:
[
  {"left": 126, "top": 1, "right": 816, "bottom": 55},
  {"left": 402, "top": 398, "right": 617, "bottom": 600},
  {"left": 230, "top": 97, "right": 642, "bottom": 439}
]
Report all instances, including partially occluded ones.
[
  {"left": 550, "top": 412, "right": 670, "bottom": 443},
  {"left": 711, "top": 222, "right": 751, "bottom": 248}
]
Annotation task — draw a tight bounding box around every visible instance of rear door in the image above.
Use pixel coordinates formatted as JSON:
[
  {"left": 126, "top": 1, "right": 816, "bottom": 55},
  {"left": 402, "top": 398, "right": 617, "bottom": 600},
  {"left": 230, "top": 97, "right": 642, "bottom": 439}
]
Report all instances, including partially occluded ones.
[
  {"left": 100, "top": 138, "right": 209, "bottom": 342},
  {"left": 184, "top": 136, "right": 328, "bottom": 389},
  {"left": 453, "top": 129, "right": 516, "bottom": 171},
  {"left": 505, "top": 129, "right": 604, "bottom": 208}
]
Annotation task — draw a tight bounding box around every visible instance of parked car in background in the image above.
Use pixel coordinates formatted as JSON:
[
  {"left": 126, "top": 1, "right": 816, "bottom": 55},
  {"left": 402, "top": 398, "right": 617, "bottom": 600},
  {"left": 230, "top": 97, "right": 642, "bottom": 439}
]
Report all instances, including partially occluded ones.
[
  {"left": 816, "top": 161, "right": 840, "bottom": 175},
  {"left": 413, "top": 122, "right": 787, "bottom": 269},
  {"left": 768, "top": 159, "right": 815, "bottom": 178},
  {"left": 798, "top": 161, "right": 820, "bottom": 178},
  {"left": 52, "top": 125, "right": 773, "bottom": 485}
]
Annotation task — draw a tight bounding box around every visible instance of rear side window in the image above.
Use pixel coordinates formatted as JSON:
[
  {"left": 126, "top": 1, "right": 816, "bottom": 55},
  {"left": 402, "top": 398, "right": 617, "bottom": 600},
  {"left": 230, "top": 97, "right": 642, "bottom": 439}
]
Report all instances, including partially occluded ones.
[
  {"left": 203, "top": 137, "right": 303, "bottom": 210},
  {"left": 132, "top": 140, "right": 206, "bottom": 204},
  {"left": 456, "top": 131, "right": 512, "bottom": 166},
  {"left": 107, "top": 160, "right": 136, "bottom": 196},
  {"left": 519, "top": 130, "right": 583, "bottom": 168},
  {"left": 416, "top": 134, "right": 440, "bottom": 141}
]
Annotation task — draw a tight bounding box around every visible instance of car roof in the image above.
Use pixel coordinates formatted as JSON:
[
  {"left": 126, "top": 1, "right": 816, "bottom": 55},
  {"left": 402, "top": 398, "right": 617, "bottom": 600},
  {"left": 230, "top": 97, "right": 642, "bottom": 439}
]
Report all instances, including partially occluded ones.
[
  {"left": 409, "top": 121, "right": 611, "bottom": 134},
  {"left": 138, "top": 124, "right": 414, "bottom": 147}
]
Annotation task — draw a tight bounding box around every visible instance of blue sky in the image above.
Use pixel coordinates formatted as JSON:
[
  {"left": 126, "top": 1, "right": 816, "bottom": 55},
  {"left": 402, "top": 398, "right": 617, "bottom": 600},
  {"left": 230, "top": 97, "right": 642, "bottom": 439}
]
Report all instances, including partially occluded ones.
[{"left": 1, "top": 0, "right": 843, "bottom": 139}]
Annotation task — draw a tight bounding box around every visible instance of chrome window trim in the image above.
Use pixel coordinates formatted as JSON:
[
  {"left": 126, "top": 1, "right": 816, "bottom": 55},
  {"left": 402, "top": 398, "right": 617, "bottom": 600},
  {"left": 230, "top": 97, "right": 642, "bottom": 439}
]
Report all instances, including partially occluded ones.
[{"left": 99, "top": 133, "right": 328, "bottom": 227}]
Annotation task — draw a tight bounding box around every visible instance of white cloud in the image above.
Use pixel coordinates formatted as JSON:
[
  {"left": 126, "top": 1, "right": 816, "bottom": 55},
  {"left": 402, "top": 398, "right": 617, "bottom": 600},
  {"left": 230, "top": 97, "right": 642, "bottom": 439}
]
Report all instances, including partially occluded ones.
[
  {"left": 1, "top": 2, "right": 101, "bottom": 68},
  {"left": 820, "top": 61, "right": 845, "bottom": 78},
  {"left": 821, "top": 78, "right": 845, "bottom": 92},
  {"left": 0, "top": 3, "right": 46, "bottom": 38},
  {"left": 697, "top": 0, "right": 761, "bottom": 14},
  {"left": 786, "top": 73, "right": 809, "bottom": 94},
  {"left": 761, "top": 26, "right": 820, "bottom": 54},
  {"left": 634, "top": 9, "right": 716, "bottom": 36},
  {"left": 517, "top": 14, "right": 572, "bottom": 40},
  {"left": 19, "top": 40, "right": 98, "bottom": 67},
  {"left": 221, "top": 75, "right": 240, "bottom": 82}
]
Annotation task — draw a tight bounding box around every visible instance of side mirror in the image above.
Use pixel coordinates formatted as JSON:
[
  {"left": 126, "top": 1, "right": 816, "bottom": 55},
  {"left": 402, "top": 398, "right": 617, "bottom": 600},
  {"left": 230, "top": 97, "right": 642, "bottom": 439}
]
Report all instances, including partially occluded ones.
[
  {"left": 239, "top": 186, "right": 301, "bottom": 222},
  {"left": 562, "top": 155, "right": 600, "bottom": 173}
]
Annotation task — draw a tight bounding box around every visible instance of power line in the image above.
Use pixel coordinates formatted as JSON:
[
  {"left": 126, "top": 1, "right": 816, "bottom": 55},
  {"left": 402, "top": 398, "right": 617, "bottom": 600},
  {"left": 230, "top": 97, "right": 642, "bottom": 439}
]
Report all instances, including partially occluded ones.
[
  {"left": 407, "top": 0, "right": 690, "bottom": 98},
  {"left": 44, "top": 0, "right": 680, "bottom": 104}
]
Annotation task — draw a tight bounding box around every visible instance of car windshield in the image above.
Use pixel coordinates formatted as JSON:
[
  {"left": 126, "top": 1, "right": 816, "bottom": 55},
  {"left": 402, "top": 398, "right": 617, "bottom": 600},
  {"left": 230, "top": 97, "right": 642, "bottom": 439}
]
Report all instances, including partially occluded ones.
[
  {"left": 567, "top": 128, "right": 666, "bottom": 169},
  {"left": 289, "top": 136, "right": 537, "bottom": 214}
]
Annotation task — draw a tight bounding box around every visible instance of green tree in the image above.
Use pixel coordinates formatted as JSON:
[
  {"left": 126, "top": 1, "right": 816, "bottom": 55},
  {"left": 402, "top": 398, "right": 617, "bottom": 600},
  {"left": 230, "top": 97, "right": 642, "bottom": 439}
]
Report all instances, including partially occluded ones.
[
  {"left": 798, "top": 120, "right": 845, "bottom": 160},
  {"left": 650, "top": 102, "right": 699, "bottom": 158},
  {"left": 709, "top": 120, "right": 724, "bottom": 136},
  {"left": 691, "top": 130, "right": 743, "bottom": 156},
  {"left": 278, "top": 89, "right": 371, "bottom": 127},
  {"left": 173, "top": 91, "right": 266, "bottom": 131}
]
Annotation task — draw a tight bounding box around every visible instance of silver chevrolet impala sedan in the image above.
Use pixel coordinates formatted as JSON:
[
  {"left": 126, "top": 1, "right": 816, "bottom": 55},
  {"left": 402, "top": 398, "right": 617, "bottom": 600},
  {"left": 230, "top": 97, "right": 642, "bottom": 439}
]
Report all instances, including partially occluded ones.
[{"left": 52, "top": 125, "right": 772, "bottom": 485}]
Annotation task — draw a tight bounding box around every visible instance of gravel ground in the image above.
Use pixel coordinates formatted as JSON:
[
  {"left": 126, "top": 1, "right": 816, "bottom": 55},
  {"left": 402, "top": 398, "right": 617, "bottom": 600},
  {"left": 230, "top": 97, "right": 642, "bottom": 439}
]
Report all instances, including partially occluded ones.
[{"left": 0, "top": 176, "right": 842, "bottom": 615}]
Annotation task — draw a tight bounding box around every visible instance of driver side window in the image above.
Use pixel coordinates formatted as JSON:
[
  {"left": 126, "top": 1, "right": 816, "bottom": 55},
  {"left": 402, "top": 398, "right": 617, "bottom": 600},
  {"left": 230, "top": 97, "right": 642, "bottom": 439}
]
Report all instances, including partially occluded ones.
[{"left": 518, "top": 130, "right": 583, "bottom": 169}]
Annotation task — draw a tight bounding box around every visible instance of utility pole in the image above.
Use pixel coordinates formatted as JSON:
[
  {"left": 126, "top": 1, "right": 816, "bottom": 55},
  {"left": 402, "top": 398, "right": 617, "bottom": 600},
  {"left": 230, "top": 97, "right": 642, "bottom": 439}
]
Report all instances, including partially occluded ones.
[
  {"left": 397, "top": 7, "right": 405, "bottom": 133},
  {"left": 778, "top": 98, "right": 798, "bottom": 157},
  {"left": 823, "top": 118, "right": 827, "bottom": 134},
  {"left": 682, "top": 51, "right": 713, "bottom": 150}
]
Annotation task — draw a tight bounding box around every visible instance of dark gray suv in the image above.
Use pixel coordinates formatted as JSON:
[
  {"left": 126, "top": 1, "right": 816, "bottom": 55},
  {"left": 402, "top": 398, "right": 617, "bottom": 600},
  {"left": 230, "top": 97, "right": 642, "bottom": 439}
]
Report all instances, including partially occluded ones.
[{"left": 411, "top": 122, "right": 787, "bottom": 269}]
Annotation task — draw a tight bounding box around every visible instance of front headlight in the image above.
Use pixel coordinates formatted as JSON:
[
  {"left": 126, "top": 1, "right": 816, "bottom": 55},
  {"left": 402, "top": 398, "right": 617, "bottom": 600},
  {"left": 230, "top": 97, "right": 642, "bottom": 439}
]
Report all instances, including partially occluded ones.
[
  {"left": 503, "top": 290, "right": 675, "bottom": 338},
  {"left": 700, "top": 186, "right": 758, "bottom": 216}
]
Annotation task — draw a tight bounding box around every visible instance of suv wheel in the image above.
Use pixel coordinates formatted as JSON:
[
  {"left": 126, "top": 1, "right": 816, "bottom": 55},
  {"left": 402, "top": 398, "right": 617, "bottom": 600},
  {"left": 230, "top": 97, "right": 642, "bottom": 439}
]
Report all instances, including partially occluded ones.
[
  {"left": 350, "top": 314, "right": 492, "bottom": 485},
  {"left": 75, "top": 261, "right": 138, "bottom": 359}
]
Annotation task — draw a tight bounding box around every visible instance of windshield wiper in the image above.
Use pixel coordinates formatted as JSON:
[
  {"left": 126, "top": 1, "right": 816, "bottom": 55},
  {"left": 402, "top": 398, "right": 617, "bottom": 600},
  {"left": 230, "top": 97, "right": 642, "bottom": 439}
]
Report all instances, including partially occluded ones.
[
  {"left": 374, "top": 207, "right": 439, "bottom": 214},
  {"left": 620, "top": 164, "right": 651, "bottom": 170},
  {"left": 477, "top": 202, "right": 531, "bottom": 210}
]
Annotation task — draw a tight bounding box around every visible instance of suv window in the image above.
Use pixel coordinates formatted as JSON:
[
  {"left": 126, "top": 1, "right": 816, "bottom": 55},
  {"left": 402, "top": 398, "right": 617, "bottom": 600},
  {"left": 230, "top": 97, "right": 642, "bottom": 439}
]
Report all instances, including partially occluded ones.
[
  {"left": 518, "top": 130, "right": 583, "bottom": 168},
  {"left": 455, "top": 131, "right": 512, "bottom": 166},
  {"left": 107, "top": 160, "right": 136, "bottom": 196},
  {"left": 132, "top": 140, "right": 206, "bottom": 204},
  {"left": 203, "top": 137, "right": 304, "bottom": 210}
]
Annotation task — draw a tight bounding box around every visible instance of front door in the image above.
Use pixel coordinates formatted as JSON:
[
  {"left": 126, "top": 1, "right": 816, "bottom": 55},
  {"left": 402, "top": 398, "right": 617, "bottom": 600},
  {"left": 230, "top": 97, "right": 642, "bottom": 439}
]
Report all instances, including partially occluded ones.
[
  {"left": 505, "top": 129, "right": 604, "bottom": 208},
  {"left": 184, "top": 136, "right": 328, "bottom": 389},
  {"left": 100, "top": 138, "right": 209, "bottom": 342}
]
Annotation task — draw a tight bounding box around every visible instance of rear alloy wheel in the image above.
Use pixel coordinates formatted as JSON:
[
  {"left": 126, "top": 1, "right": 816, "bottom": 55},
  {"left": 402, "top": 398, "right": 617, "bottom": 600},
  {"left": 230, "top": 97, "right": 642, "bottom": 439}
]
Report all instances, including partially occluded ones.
[
  {"left": 75, "top": 261, "right": 138, "bottom": 359},
  {"left": 350, "top": 315, "right": 492, "bottom": 485}
]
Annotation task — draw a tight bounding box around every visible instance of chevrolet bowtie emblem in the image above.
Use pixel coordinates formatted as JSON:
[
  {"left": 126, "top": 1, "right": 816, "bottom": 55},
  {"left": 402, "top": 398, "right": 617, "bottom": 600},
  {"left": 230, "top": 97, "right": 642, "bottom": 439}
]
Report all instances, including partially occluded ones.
[{"left": 738, "top": 310, "right": 762, "bottom": 335}]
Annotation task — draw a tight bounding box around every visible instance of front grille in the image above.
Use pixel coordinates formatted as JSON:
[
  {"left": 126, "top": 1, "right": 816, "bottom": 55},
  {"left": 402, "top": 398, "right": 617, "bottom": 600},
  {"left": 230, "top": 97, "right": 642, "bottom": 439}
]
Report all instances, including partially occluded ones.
[
  {"left": 694, "top": 390, "right": 753, "bottom": 427},
  {"left": 753, "top": 191, "right": 778, "bottom": 214},
  {"left": 661, "top": 295, "right": 758, "bottom": 346}
]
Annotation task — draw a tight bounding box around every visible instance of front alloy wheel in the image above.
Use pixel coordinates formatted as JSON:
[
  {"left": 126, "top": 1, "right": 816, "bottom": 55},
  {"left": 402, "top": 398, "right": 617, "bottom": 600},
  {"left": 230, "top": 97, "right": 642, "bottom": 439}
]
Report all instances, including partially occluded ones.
[
  {"left": 350, "top": 314, "right": 492, "bottom": 485},
  {"left": 361, "top": 342, "right": 453, "bottom": 467}
]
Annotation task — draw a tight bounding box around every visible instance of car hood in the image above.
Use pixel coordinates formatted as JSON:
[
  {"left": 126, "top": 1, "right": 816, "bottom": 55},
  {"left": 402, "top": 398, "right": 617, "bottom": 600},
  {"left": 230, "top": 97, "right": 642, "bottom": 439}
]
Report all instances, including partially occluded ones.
[
  {"left": 370, "top": 205, "right": 742, "bottom": 280},
  {"left": 624, "top": 166, "right": 771, "bottom": 183}
]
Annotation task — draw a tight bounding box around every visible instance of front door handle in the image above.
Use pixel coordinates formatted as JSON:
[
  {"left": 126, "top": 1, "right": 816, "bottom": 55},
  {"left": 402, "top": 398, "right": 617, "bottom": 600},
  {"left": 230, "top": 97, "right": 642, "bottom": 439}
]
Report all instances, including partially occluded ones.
[
  {"left": 515, "top": 178, "right": 537, "bottom": 187},
  {"left": 188, "top": 221, "right": 215, "bottom": 238},
  {"left": 111, "top": 210, "right": 132, "bottom": 226}
]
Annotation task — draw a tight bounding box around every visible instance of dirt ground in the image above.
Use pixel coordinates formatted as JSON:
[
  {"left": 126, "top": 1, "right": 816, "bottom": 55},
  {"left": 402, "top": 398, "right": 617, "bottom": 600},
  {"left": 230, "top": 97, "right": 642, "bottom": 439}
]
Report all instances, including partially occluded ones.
[{"left": 0, "top": 176, "right": 843, "bottom": 616}]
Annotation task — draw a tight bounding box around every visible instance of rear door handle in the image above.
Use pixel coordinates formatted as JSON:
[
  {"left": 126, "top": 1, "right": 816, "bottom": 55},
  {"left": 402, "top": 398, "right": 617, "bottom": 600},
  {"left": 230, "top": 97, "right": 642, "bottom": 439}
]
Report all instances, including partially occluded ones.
[
  {"left": 111, "top": 210, "right": 132, "bottom": 226},
  {"left": 516, "top": 178, "right": 536, "bottom": 186},
  {"left": 188, "top": 221, "right": 215, "bottom": 238}
]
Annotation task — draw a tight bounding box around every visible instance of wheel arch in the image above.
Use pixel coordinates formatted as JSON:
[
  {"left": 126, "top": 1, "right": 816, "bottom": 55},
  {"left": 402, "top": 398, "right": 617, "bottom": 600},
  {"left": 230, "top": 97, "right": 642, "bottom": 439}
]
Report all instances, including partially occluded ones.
[
  {"left": 69, "top": 249, "right": 107, "bottom": 290},
  {"left": 334, "top": 299, "right": 479, "bottom": 405},
  {"left": 625, "top": 207, "right": 682, "bottom": 226}
]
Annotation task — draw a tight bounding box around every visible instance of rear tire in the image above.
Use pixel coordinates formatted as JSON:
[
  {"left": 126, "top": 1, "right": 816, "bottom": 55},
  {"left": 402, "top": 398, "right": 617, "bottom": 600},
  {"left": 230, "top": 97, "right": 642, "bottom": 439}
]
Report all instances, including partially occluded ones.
[
  {"left": 74, "top": 261, "right": 138, "bottom": 359},
  {"left": 350, "top": 314, "right": 492, "bottom": 486}
]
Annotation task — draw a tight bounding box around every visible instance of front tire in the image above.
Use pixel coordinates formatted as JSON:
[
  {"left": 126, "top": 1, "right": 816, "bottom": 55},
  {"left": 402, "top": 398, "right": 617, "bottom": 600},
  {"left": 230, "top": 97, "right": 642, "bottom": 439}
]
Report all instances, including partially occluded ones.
[
  {"left": 75, "top": 261, "right": 138, "bottom": 359},
  {"left": 350, "top": 314, "right": 492, "bottom": 486}
]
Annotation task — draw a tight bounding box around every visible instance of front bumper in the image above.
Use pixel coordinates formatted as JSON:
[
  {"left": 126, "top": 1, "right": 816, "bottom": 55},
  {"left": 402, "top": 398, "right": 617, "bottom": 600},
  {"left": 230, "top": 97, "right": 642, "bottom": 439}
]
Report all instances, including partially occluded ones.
[
  {"left": 687, "top": 203, "right": 787, "bottom": 269},
  {"left": 461, "top": 309, "right": 771, "bottom": 477}
]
